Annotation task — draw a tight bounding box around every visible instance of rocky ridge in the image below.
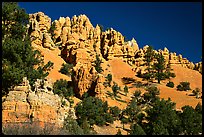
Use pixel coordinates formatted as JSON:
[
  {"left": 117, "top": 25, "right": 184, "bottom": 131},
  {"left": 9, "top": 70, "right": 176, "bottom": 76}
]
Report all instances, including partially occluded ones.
[
  {"left": 2, "top": 11, "right": 202, "bottom": 134},
  {"left": 28, "top": 12, "right": 202, "bottom": 74},
  {"left": 2, "top": 77, "right": 76, "bottom": 127},
  {"left": 28, "top": 12, "right": 202, "bottom": 98}
]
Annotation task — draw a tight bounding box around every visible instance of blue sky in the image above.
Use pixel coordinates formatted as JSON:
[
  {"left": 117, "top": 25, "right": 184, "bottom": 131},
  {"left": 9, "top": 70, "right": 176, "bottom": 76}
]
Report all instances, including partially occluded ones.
[{"left": 18, "top": 2, "right": 202, "bottom": 63}]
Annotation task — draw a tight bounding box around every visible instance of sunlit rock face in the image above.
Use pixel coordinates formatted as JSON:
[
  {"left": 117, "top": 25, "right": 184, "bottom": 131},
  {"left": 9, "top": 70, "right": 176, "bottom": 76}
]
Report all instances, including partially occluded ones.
[
  {"left": 27, "top": 12, "right": 202, "bottom": 100},
  {"left": 2, "top": 77, "right": 76, "bottom": 128}
]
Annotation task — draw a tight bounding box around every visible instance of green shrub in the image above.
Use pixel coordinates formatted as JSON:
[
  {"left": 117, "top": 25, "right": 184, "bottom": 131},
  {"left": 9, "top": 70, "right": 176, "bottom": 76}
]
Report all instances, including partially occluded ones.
[
  {"left": 132, "top": 81, "right": 143, "bottom": 88},
  {"left": 166, "top": 81, "right": 174, "bottom": 88},
  {"left": 109, "top": 106, "right": 121, "bottom": 120},
  {"left": 130, "top": 124, "right": 146, "bottom": 135},
  {"left": 59, "top": 63, "right": 74, "bottom": 76},
  {"left": 53, "top": 79, "right": 74, "bottom": 98},
  {"left": 133, "top": 90, "right": 142, "bottom": 98},
  {"left": 75, "top": 96, "right": 114, "bottom": 127},
  {"left": 122, "top": 77, "right": 136, "bottom": 84},
  {"left": 104, "top": 74, "right": 112, "bottom": 87},
  {"left": 124, "top": 85, "right": 129, "bottom": 95},
  {"left": 112, "top": 82, "right": 120, "bottom": 96},
  {"left": 62, "top": 116, "right": 84, "bottom": 135},
  {"left": 176, "top": 82, "right": 191, "bottom": 91},
  {"left": 143, "top": 86, "right": 160, "bottom": 103},
  {"left": 170, "top": 72, "right": 176, "bottom": 78}
]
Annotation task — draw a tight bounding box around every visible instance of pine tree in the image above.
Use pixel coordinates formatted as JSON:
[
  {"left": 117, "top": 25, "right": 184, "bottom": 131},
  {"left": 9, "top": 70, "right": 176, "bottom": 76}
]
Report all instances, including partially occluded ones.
[
  {"left": 153, "top": 52, "right": 166, "bottom": 84},
  {"left": 143, "top": 46, "right": 155, "bottom": 82},
  {"left": 2, "top": 2, "right": 53, "bottom": 96}
]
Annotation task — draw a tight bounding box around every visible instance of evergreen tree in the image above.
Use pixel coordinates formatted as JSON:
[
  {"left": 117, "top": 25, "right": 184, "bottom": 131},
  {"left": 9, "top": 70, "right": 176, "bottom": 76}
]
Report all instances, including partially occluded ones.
[
  {"left": 112, "top": 82, "right": 120, "bottom": 97},
  {"left": 59, "top": 63, "right": 74, "bottom": 76},
  {"left": 178, "top": 105, "right": 202, "bottom": 135},
  {"left": 75, "top": 96, "right": 114, "bottom": 127},
  {"left": 2, "top": 2, "right": 28, "bottom": 40},
  {"left": 143, "top": 46, "right": 155, "bottom": 82},
  {"left": 129, "top": 124, "right": 146, "bottom": 135},
  {"left": 144, "top": 98, "right": 182, "bottom": 135},
  {"left": 2, "top": 2, "right": 53, "bottom": 96},
  {"left": 153, "top": 52, "right": 166, "bottom": 84},
  {"left": 53, "top": 79, "right": 74, "bottom": 98}
]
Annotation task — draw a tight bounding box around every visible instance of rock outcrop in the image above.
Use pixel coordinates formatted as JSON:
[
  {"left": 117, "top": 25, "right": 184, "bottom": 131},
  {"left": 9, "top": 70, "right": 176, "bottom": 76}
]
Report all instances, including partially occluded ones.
[
  {"left": 132, "top": 45, "right": 201, "bottom": 75},
  {"left": 194, "top": 61, "right": 202, "bottom": 74},
  {"left": 2, "top": 77, "right": 76, "bottom": 128},
  {"left": 29, "top": 12, "right": 55, "bottom": 50},
  {"left": 27, "top": 12, "right": 202, "bottom": 99}
]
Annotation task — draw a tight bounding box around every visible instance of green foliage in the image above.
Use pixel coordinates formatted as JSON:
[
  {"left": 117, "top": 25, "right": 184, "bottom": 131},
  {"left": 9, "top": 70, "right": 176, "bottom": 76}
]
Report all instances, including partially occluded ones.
[
  {"left": 166, "top": 81, "right": 174, "bottom": 88},
  {"left": 94, "top": 54, "right": 103, "bottom": 73},
  {"left": 178, "top": 105, "right": 202, "bottom": 135},
  {"left": 143, "top": 86, "right": 160, "bottom": 104},
  {"left": 59, "top": 63, "right": 74, "bottom": 76},
  {"left": 123, "top": 85, "right": 128, "bottom": 95},
  {"left": 153, "top": 52, "right": 166, "bottom": 84},
  {"left": 53, "top": 79, "right": 74, "bottom": 98},
  {"left": 141, "top": 47, "right": 175, "bottom": 84},
  {"left": 164, "top": 63, "right": 176, "bottom": 79},
  {"left": 133, "top": 90, "right": 142, "bottom": 98},
  {"left": 2, "top": 2, "right": 29, "bottom": 40},
  {"left": 126, "top": 87, "right": 202, "bottom": 135},
  {"left": 75, "top": 96, "right": 114, "bottom": 126},
  {"left": 132, "top": 81, "right": 144, "bottom": 88},
  {"left": 104, "top": 73, "right": 112, "bottom": 87},
  {"left": 62, "top": 116, "right": 84, "bottom": 135},
  {"left": 2, "top": 2, "right": 53, "bottom": 96},
  {"left": 106, "top": 73, "right": 112, "bottom": 83},
  {"left": 112, "top": 82, "right": 120, "bottom": 97},
  {"left": 151, "top": 121, "right": 169, "bottom": 135},
  {"left": 121, "top": 77, "right": 136, "bottom": 84},
  {"left": 109, "top": 106, "right": 121, "bottom": 120},
  {"left": 61, "top": 100, "right": 66, "bottom": 106},
  {"left": 142, "top": 46, "right": 155, "bottom": 82},
  {"left": 144, "top": 46, "right": 155, "bottom": 66},
  {"left": 129, "top": 124, "right": 146, "bottom": 135},
  {"left": 80, "top": 119, "right": 96, "bottom": 135},
  {"left": 144, "top": 98, "right": 181, "bottom": 135},
  {"left": 122, "top": 97, "right": 143, "bottom": 124},
  {"left": 140, "top": 72, "right": 155, "bottom": 82},
  {"left": 195, "top": 102, "right": 202, "bottom": 114},
  {"left": 176, "top": 82, "right": 191, "bottom": 91}
]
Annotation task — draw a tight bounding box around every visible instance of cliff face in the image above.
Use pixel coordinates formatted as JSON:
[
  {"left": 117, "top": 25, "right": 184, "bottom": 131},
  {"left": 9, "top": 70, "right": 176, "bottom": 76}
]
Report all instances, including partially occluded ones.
[
  {"left": 28, "top": 12, "right": 202, "bottom": 73},
  {"left": 2, "top": 77, "right": 76, "bottom": 128},
  {"left": 27, "top": 11, "right": 202, "bottom": 98},
  {"left": 2, "top": 12, "right": 202, "bottom": 133}
]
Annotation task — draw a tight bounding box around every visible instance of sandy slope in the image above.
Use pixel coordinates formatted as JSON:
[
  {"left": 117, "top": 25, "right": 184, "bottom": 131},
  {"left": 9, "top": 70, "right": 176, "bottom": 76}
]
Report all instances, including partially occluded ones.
[
  {"left": 158, "top": 64, "right": 202, "bottom": 109},
  {"left": 35, "top": 47, "right": 202, "bottom": 134},
  {"left": 33, "top": 45, "right": 71, "bottom": 82},
  {"left": 105, "top": 58, "right": 202, "bottom": 110}
]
